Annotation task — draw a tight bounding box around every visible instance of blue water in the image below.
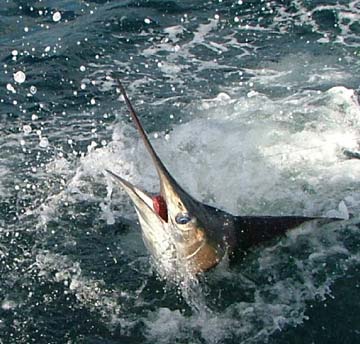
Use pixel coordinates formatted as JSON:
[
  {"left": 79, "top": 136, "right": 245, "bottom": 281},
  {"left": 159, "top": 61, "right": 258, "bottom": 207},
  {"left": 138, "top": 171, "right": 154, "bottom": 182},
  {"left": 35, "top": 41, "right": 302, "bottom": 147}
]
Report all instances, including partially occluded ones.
[{"left": 1, "top": 0, "right": 360, "bottom": 343}]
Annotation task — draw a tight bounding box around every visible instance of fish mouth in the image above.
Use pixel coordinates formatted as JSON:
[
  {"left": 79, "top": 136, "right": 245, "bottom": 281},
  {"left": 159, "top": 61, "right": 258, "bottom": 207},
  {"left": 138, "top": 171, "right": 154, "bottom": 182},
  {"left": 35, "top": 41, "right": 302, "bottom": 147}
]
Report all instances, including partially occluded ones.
[{"left": 105, "top": 169, "right": 169, "bottom": 227}]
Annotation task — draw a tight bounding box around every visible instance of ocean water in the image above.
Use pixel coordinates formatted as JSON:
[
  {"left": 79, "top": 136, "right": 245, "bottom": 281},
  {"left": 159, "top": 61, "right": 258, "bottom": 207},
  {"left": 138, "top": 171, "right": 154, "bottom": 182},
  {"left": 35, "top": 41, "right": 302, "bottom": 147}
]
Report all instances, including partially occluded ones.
[{"left": 1, "top": 0, "right": 360, "bottom": 343}]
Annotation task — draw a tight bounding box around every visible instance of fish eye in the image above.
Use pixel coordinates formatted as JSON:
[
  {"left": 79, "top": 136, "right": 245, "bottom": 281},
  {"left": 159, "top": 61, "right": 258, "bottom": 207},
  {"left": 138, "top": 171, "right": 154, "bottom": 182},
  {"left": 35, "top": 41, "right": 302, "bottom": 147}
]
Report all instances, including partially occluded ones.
[{"left": 175, "top": 213, "right": 192, "bottom": 225}]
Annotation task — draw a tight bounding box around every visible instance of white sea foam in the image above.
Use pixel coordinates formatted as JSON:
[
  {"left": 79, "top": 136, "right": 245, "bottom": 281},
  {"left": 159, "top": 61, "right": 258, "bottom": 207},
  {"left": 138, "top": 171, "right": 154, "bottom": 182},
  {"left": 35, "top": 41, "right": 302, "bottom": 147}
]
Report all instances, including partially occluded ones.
[
  {"left": 129, "top": 86, "right": 358, "bottom": 217},
  {"left": 271, "top": 0, "right": 360, "bottom": 46},
  {"left": 34, "top": 252, "right": 124, "bottom": 325}
]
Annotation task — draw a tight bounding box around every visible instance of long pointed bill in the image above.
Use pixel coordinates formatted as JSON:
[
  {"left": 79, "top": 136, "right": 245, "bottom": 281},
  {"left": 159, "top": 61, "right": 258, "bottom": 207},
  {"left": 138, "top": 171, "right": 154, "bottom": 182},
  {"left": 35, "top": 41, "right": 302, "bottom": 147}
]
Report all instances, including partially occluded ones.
[{"left": 116, "top": 82, "right": 192, "bottom": 216}]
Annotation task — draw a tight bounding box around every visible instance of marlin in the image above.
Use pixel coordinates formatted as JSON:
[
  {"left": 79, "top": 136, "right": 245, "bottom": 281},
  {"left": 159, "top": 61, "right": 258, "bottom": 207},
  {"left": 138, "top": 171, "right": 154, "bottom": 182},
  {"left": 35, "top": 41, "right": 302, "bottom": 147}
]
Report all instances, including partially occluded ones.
[{"left": 106, "top": 82, "right": 331, "bottom": 280}]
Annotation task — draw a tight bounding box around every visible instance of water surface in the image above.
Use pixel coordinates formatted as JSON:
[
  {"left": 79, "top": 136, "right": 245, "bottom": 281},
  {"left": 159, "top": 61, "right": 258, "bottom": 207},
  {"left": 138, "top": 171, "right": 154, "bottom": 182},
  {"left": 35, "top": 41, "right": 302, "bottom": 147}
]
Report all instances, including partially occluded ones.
[{"left": 1, "top": 0, "right": 360, "bottom": 343}]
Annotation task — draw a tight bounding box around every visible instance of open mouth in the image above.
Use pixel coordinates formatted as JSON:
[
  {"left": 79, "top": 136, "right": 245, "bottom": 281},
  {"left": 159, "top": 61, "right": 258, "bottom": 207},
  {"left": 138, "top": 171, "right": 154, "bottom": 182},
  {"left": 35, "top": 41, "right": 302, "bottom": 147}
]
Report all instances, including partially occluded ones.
[
  {"left": 106, "top": 167, "right": 170, "bottom": 227},
  {"left": 152, "top": 195, "right": 168, "bottom": 222}
]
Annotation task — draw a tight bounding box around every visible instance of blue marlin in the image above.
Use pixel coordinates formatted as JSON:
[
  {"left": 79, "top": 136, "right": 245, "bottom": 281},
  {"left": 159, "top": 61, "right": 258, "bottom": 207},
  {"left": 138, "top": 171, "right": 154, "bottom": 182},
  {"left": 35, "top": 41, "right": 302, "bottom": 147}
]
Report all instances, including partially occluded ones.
[{"left": 106, "top": 82, "right": 330, "bottom": 280}]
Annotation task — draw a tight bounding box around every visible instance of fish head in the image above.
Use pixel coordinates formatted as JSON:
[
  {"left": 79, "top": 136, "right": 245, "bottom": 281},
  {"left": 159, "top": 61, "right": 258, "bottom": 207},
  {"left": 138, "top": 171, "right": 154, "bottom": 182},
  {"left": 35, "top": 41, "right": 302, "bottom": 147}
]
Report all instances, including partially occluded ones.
[{"left": 106, "top": 166, "right": 235, "bottom": 278}]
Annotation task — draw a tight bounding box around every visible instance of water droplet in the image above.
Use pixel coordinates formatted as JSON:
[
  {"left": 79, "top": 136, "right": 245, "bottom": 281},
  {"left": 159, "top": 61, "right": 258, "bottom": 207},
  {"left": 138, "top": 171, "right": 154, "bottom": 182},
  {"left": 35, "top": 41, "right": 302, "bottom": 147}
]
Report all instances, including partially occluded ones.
[
  {"left": 247, "top": 90, "right": 258, "bottom": 98},
  {"left": 13, "top": 71, "right": 26, "bottom": 84},
  {"left": 79, "top": 65, "right": 86, "bottom": 72},
  {"left": 216, "top": 92, "right": 231, "bottom": 101},
  {"left": 23, "top": 125, "right": 32, "bottom": 134},
  {"left": 52, "top": 11, "right": 61, "bottom": 22},
  {"left": 39, "top": 137, "right": 49, "bottom": 148},
  {"left": 1, "top": 300, "right": 17, "bottom": 311},
  {"left": 144, "top": 18, "right": 151, "bottom": 24},
  {"left": 6, "top": 83, "right": 16, "bottom": 93},
  {"left": 30, "top": 85, "right": 37, "bottom": 94}
]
